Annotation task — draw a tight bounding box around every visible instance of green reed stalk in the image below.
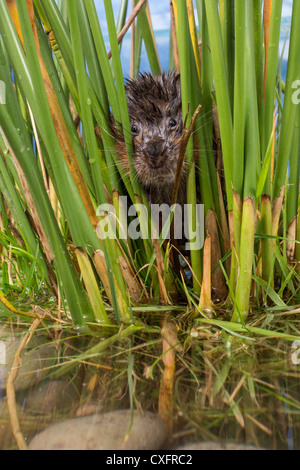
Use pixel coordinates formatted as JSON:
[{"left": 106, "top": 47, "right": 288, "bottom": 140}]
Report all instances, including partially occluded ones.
[
  {"left": 0, "top": 0, "right": 128, "bottom": 324},
  {"left": 68, "top": 2, "right": 110, "bottom": 204},
  {"left": 68, "top": 0, "right": 131, "bottom": 323},
  {"left": 261, "top": 195, "right": 274, "bottom": 287},
  {"left": 232, "top": 1, "right": 259, "bottom": 320},
  {"left": 110, "top": 0, "right": 129, "bottom": 74},
  {"left": 133, "top": 0, "right": 161, "bottom": 75},
  {"left": 134, "top": 17, "right": 143, "bottom": 78},
  {"left": 0, "top": 146, "right": 48, "bottom": 283},
  {"left": 190, "top": 2, "right": 218, "bottom": 223},
  {"left": 0, "top": 52, "right": 47, "bottom": 282},
  {"left": 77, "top": 0, "right": 110, "bottom": 119},
  {"left": 82, "top": 0, "right": 134, "bottom": 201},
  {"left": 296, "top": 195, "right": 300, "bottom": 269},
  {"left": 256, "top": 1, "right": 282, "bottom": 293},
  {"left": 272, "top": 0, "right": 300, "bottom": 200},
  {"left": 104, "top": 0, "right": 156, "bottom": 269},
  {"left": 0, "top": 104, "right": 93, "bottom": 327},
  {"left": 104, "top": 0, "right": 135, "bottom": 178},
  {"left": 204, "top": 0, "right": 233, "bottom": 212},
  {"left": 229, "top": 0, "right": 245, "bottom": 292},
  {"left": 177, "top": 0, "right": 202, "bottom": 293},
  {"left": 73, "top": 1, "right": 117, "bottom": 193},
  {"left": 252, "top": 0, "right": 264, "bottom": 143},
  {"left": 197, "top": 2, "right": 224, "bottom": 235},
  {"left": 218, "top": 0, "right": 234, "bottom": 110},
  {"left": 83, "top": 0, "right": 120, "bottom": 123},
  {"left": 116, "top": 0, "right": 129, "bottom": 35},
  {"left": 243, "top": 1, "right": 260, "bottom": 200},
  {"left": 262, "top": 0, "right": 283, "bottom": 170},
  {"left": 67, "top": 0, "right": 107, "bottom": 206},
  {"left": 231, "top": 198, "right": 256, "bottom": 322},
  {"left": 36, "top": 22, "right": 96, "bottom": 192},
  {"left": 286, "top": 107, "right": 300, "bottom": 225},
  {"left": 8, "top": 0, "right": 99, "bottom": 254},
  {"left": 1, "top": 0, "right": 299, "bottom": 326},
  {"left": 232, "top": 0, "right": 245, "bottom": 200}
]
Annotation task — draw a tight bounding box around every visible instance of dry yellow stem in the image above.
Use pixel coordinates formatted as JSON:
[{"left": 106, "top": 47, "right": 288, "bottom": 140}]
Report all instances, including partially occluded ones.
[
  {"left": 286, "top": 216, "right": 297, "bottom": 261},
  {"left": 145, "top": 1, "right": 161, "bottom": 73},
  {"left": 0, "top": 290, "right": 35, "bottom": 318},
  {"left": 93, "top": 250, "right": 115, "bottom": 307},
  {"left": 199, "top": 235, "right": 212, "bottom": 313},
  {"left": 107, "top": 0, "right": 147, "bottom": 61},
  {"left": 152, "top": 238, "right": 172, "bottom": 305},
  {"left": 6, "top": 317, "right": 42, "bottom": 450},
  {"left": 263, "top": 0, "right": 273, "bottom": 99},
  {"left": 272, "top": 186, "right": 285, "bottom": 238},
  {"left": 158, "top": 316, "right": 176, "bottom": 437},
  {"left": 217, "top": 172, "right": 231, "bottom": 273},
  {"left": 205, "top": 209, "right": 228, "bottom": 299},
  {"left": 119, "top": 254, "right": 144, "bottom": 303},
  {"left": 170, "top": 1, "right": 179, "bottom": 69},
  {"left": 171, "top": 0, "right": 178, "bottom": 28},
  {"left": 129, "top": 0, "right": 136, "bottom": 79},
  {"left": 187, "top": 0, "right": 201, "bottom": 81}
]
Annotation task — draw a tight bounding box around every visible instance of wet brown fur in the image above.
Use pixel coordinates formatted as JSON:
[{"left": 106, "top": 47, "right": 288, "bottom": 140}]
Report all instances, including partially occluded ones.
[{"left": 112, "top": 71, "right": 185, "bottom": 205}]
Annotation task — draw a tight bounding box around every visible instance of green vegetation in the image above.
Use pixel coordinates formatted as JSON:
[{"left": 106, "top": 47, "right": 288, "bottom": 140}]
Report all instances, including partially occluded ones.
[{"left": 0, "top": 0, "right": 300, "bottom": 334}]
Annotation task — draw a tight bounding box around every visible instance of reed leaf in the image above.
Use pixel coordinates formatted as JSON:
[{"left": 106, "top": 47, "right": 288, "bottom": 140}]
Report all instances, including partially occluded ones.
[
  {"left": 204, "top": 0, "right": 233, "bottom": 210},
  {"left": 272, "top": 0, "right": 300, "bottom": 199},
  {"left": 0, "top": 0, "right": 299, "bottom": 330}
]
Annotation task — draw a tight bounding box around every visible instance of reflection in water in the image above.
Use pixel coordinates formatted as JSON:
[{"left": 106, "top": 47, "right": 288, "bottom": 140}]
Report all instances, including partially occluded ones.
[{"left": 0, "top": 315, "right": 300, "bottom": 450}]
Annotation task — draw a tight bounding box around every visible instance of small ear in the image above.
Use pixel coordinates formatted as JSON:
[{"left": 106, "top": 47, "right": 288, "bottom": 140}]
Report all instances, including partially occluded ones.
[
  {"left": 169, "top": 69, "right": 181, "bottom": 111},
  {"left": 173, "top": 69, "right": 181, "bottom": 99},
  {"left": 109, "top": 114, "right": 117, "bottom": 136},
  {"left": 124, "top": 77, "right": 139, "bottom": 105},
  {"left": 109, "top": 114, "right": 123, "bottom": 139}
]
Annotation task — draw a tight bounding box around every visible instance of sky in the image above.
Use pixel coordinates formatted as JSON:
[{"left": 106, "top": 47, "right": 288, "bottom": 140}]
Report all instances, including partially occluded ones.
[
  {"left": 98, "top": 1, "right": 293, "bottom": 31},
  {"left": 96, "top": 0, "right": 293, "bottom": 76},
  {"left": 282, "top": 0, "right": 293, "bottom": 16}
]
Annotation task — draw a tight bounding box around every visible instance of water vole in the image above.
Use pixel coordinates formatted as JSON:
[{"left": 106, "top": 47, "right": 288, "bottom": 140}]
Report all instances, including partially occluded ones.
[{"left": 113, "top": 71, "right": 185, "bottom": 205}]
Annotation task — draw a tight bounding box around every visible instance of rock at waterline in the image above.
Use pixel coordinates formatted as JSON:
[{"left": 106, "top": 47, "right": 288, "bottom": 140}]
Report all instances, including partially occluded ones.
[
  {"left": 3, "top": 337, "right": 57, "bottom": 391},
  {"left": 29, "top": 410, "right": 168, "bottom": 450}
]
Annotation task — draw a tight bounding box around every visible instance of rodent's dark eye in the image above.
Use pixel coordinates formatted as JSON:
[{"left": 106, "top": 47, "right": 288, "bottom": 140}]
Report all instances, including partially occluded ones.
[
  {"left": 169, "top": 118, "right": 177, "bottom": 128},
  {"left": 131, "top": 124, "right": 139, "bottom": 134}
]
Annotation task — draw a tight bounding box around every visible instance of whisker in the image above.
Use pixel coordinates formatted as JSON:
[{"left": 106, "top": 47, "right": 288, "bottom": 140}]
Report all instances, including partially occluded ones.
[
  {"left": 96, "top": 125, "right": 117, "bottom": 141},
  {"left": 190, "top": 117, "right": 215, "bottom": 136}
]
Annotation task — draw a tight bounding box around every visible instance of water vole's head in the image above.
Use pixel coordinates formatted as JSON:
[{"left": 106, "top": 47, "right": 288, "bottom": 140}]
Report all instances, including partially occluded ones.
[{"left": 125, "top": 71, "right": 182, "bottom": 187}]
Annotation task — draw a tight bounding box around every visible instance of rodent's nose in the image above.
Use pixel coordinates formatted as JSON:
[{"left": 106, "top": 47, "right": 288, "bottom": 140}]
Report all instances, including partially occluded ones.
[{"left": 146, "top": 139, "right": 164, "bottom": 159}]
